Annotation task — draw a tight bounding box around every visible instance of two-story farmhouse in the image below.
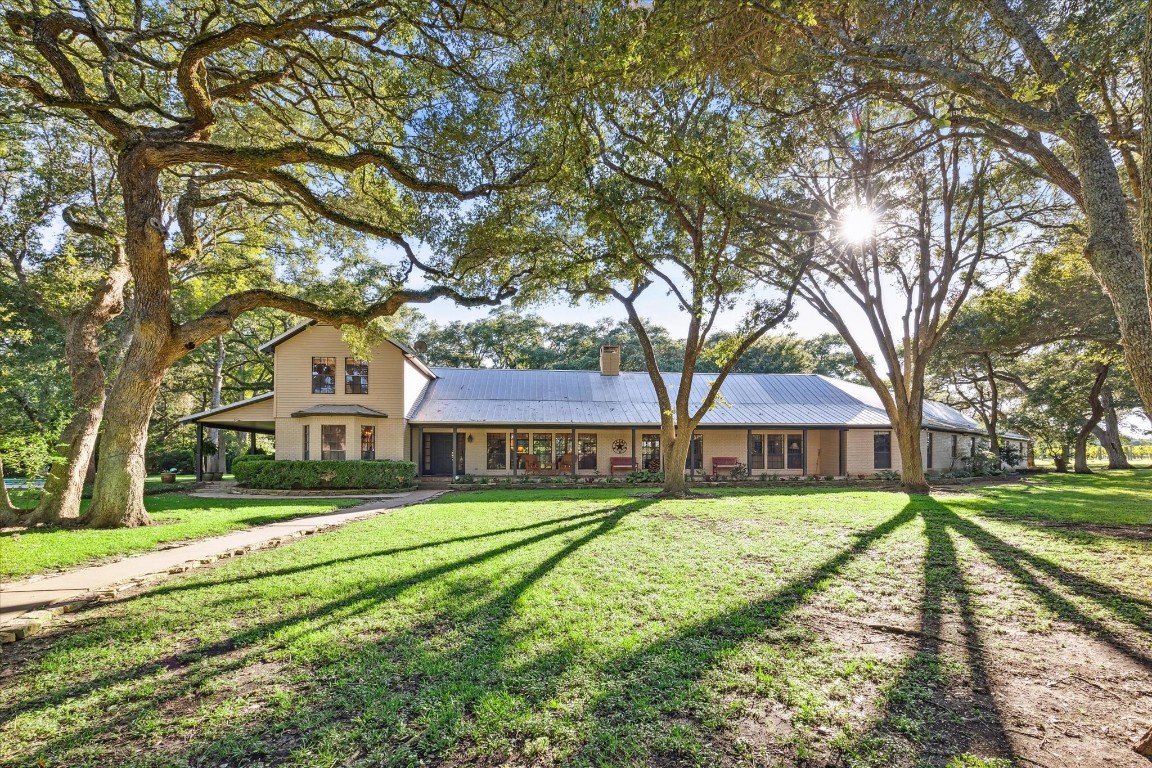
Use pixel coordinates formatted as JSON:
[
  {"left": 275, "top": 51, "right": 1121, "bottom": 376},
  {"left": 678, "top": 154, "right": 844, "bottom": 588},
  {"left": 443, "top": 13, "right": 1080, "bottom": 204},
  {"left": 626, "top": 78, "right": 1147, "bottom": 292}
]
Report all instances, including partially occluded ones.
[{"left": 181, "top": 321, "right": 1029, "bottom": 479}]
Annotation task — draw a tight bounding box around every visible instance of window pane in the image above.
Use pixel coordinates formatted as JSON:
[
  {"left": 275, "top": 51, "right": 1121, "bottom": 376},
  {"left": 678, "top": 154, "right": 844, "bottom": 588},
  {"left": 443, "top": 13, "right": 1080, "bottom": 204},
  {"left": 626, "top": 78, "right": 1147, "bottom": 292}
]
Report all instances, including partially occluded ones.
[
  {"left": 513, "top": 434, "right": 530, "bottom": 470},
  {"left": 303, "top": 424, "right": 310, "bottom": 460},
  {"left": 684, "top": 434, "right": 703, "bottom": 470},
  {"left": 874, "top": 431, "right": 892, "bottom": 469},
  {"left": 786, "top": 433, "right": 804, "bottom": 470},
  {"left": 766, "top": 434, "right": 784, "bottom": 469},
  {"left": 577, "top": 433, "right": 598, "bottom": 470},
  {"left": 345, "top": 359, "right": 369, "bottom": 394},
  {"left": 312, "top": 357, "right": 336, "bottom": 394},
  {"left": 951, "top": 434, "right": 958, "bottom": 458},
  {"left": 360, "top": 426, "right": 375, "bottom": 460},
  {"left": 532, "top": 433, "right": 553, "bottom": 470},
  {"left": 926, "top": 433, "right": 933, "bottom": 469},
  {"left": 555, "top": 434, "right": 573, "bottom": 472},
  {"left": 641, "top": 434, "right": 661, "bottom": 472},
  {"left": 486, "top": 433, "right": 507, "bottom": 470},
  {"left": 321, "top": 424, "right": 346, "bottom": 460},
  {"left": 750, "top": 434, "right": 764, "bottom": 470}
]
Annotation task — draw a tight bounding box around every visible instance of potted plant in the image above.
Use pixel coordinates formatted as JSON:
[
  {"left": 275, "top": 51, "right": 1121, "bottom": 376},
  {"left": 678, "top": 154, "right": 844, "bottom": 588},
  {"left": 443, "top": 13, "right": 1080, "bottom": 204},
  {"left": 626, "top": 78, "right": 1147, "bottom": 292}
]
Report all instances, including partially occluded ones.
[{"left": 160, "top": 468, "right": 178, "bottom": 484}]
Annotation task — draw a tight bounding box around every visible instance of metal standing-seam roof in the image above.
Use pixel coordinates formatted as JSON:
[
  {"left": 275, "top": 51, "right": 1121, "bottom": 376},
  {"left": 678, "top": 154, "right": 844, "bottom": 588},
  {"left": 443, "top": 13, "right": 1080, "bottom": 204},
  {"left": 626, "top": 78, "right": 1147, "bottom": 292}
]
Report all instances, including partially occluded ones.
[{"left": 406, "top": 369, "right": 1008, "bottom": 435}]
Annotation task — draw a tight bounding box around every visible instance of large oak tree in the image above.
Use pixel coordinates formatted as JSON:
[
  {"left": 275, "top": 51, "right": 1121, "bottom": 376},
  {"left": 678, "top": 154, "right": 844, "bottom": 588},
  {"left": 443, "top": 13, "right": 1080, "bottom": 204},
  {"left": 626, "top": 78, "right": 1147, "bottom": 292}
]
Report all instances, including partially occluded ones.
[{"left": 0, "top": 0, "right": 547, "bottom": 526}]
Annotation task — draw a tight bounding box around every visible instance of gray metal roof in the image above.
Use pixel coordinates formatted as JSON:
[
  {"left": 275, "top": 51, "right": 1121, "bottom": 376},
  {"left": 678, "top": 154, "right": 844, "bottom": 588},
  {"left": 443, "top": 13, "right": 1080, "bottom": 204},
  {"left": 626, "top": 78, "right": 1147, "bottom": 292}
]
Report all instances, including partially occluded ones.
[
  {"left": 290, "top": 404, "right": 388, "bottom": 418},
  {"left": 406, "top": 369, "right": 1000, "bottom": 434}
]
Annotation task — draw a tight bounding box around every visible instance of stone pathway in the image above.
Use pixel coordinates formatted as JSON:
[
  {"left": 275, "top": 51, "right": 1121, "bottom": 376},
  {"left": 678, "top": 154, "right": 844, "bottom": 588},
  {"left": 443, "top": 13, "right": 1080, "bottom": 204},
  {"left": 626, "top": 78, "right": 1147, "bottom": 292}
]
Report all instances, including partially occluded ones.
[{"left": 0, "top": 489, "right": 443, "bottom": 638}]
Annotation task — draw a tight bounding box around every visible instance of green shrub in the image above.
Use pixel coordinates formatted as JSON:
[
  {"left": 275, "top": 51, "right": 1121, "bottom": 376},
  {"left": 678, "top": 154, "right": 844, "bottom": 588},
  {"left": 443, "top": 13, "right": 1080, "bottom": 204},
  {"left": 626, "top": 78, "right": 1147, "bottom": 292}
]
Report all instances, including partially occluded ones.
[
  {"left": 234, "top": 459, "right": 416, "bottom": 490},
  {"left": 231, "top": 453, "right": 274, "bottom": 467},
  {"left": 624, "top": 469, "right": 664, "bottom": 483}
]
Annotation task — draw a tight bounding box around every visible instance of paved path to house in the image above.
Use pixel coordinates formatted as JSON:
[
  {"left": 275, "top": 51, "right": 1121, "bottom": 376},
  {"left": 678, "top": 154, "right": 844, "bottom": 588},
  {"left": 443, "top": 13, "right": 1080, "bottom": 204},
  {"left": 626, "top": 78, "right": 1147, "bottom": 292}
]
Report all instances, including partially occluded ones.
[{"left": 0, "top": 489, "right": 444, "bottom": 626}]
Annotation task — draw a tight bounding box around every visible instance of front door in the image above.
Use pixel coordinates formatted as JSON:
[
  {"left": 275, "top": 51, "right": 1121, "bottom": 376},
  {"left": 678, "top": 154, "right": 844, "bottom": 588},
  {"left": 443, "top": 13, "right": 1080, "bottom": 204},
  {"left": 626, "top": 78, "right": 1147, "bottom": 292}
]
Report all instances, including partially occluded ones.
[{"left": 425, "top": 433, "right": 455, "bottom": 476}]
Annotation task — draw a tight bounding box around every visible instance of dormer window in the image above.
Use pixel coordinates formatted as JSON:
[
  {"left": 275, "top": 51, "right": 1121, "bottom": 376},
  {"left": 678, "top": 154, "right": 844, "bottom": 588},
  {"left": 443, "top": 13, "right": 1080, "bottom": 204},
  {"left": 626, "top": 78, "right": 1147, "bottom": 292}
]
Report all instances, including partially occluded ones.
[
  {"left": 312, "top": 357, "right": 336, "bottom": 394},
  {"left": 345, "top": 359, "right": 369, "bottom": 394}
]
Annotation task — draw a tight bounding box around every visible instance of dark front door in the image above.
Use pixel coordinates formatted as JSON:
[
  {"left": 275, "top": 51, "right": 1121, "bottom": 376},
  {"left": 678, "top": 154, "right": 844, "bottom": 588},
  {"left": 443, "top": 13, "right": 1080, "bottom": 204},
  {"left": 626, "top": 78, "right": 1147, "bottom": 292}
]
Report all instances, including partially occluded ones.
[{"left": 425, "top": 433, "right": 455, "bottom": 476}]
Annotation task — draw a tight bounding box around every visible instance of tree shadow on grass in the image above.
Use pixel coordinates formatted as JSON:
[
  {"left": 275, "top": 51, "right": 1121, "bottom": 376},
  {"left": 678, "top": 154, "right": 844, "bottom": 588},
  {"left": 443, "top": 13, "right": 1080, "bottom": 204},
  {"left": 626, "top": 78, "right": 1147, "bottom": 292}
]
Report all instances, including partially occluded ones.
[{"left": 0, "top": 499, "right": 651, "bottom": 764}]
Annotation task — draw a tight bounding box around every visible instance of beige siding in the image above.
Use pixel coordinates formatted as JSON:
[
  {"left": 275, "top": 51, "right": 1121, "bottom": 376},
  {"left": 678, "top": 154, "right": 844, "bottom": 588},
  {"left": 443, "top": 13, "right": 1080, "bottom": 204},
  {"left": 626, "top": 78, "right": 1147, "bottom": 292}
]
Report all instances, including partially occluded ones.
[
  {"left": 199, "top": 397, "right": 274, "bottom": 425},
  {"left": 272, "top": 324, "right": 413, "bottom": 461}
]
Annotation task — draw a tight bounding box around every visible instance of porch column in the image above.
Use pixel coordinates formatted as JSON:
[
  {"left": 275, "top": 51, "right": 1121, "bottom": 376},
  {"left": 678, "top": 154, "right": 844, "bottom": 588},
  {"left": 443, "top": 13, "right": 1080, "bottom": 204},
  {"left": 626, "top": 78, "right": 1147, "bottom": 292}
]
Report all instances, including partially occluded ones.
[
  {"left": 451, "top": 426, "right": 458, "bottom": 477},
  {"left": 195, "top": 423, "right": 203, "bottom": 481},
  {"left": 250, "top": 431, "right": 257, "bottom": 453},
  {"left": 571, "top": 427, "right": 577, "bottom": 478},
  {"left": 416, "top": 427, "right": 423, "bottom": 477},
  {"left": 631, "top": 427, "right": 637, "bottom": 471},
  {"left": 512, "top": 428, "right": 517, "bottom": 476},
  {"left": 839, "top": 429, "right": 847, "bottom": 476},
  {"left": 747, "top": 428, "right": 752, "bottom": 472},
  {"left": 802, "top": 428, "right": 808, "bottom": 476}
]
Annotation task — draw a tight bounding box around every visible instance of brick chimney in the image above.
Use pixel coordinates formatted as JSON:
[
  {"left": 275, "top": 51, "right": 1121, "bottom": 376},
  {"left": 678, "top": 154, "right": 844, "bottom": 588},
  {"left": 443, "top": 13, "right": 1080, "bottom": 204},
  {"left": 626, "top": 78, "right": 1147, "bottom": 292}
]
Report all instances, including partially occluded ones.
[{"left": 600, "top": 344, "right": 621, "bottom": 376}]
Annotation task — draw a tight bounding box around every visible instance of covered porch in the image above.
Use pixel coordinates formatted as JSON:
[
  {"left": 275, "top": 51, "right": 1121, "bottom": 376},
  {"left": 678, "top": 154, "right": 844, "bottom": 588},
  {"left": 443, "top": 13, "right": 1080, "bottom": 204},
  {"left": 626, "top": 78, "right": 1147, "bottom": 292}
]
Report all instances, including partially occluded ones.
[
  {"left": 177, "top": 393, "right": 276, "bottom": 480},
  {"left": 409, "top": 425, "right": 850, "bottom": 479}
]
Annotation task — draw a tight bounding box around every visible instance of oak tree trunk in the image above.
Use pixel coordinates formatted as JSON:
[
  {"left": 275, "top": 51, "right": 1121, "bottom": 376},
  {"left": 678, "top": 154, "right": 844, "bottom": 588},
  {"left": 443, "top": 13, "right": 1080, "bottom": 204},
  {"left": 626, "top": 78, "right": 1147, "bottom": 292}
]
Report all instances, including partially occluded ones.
[
  {"left": 1073, "top": 364, "right": 1108, "bottom": 474},
  {"left": 207, "top": 337, "right": 226, "bottom": 475},
  {"left": 1092, "top": 384, "right": 1131, "bottom": 469},
  {"left": 894, "top": 416, "right": 929, "bottom": 494},
  {"left": 85, "top": 150, "right": 174, "bottom": 528},
  {"left": 1066, "top": 121, "right": 1152, "bottom": 415},
  {"left": 660, "top": 420, "right": 693, "bottom": 497},
  {"left": 1053, "top": 446, "right": 1070, "bottom": 473}
]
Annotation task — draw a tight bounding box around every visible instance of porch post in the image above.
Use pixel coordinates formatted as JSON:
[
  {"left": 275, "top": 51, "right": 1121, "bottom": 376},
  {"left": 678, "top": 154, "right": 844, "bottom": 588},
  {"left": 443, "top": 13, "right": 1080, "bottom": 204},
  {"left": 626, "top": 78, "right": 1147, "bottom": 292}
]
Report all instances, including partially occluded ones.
[
  {"left": 631, "top": 427, "right": 637, "bottom": 471},
  {"left": 747, "top": 428, "right": 752, "bottom": 473},
  {"left": 451, "top": 426, "right": 458, "bottom": 477},
  {"left": 839, "top": 429, "right": 847, "bottom": 477},
  {"left": 416, "top": 426, "right": 423, "bottom": 477},
  {"left": 802, "top": 428, "right": 808, "bottom": 476},
  {"left": 512, "top": 428, "right": 518, "bottom": 476},
  {"left": 195, "top": 423, "right": 203, "bottom": 481},
  {"left": 250, "top": 431, "right": 257, "bottom": 453},
  {"left": 571, "top": 427, "right": 577, "bottom": 479}
]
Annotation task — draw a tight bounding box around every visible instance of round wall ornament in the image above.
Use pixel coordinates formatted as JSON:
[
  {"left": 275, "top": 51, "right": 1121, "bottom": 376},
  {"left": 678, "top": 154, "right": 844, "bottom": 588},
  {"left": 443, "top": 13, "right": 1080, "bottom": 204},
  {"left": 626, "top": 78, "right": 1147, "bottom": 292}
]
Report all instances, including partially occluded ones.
[{"left": 612, "top": 439, "right": 628, "bottom": 454}]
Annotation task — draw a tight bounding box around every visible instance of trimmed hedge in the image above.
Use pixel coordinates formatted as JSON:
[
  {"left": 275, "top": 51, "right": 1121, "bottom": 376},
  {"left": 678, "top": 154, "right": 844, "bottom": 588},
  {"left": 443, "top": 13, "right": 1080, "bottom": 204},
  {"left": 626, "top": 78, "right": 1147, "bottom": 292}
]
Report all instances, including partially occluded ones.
[
  {"left": 234, "top": 459, "right": 416, "bottom": 490},
  {"left": 231, "top": 453, "right": 274, "bottom": 467}
]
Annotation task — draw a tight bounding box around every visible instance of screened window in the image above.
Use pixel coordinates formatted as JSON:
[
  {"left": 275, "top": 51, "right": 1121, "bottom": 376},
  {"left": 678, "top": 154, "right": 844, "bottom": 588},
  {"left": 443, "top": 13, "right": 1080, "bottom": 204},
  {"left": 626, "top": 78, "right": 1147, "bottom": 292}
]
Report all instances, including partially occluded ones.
[
  {"left": 345, "top": 359, "right": 369, "bottom": 394},
  {"left": 951, "top": 434, "right": 958, "bottom": 458},
  {"left": 360, "top": 426, "right": 375, "bottom": 460},
  {"left": 577, "top": 433, "right": 598, "bottom": 470},
  {"left": 311, "top": 357, "right": 336, "bottom": 394},
  {"left": 641, "top": 434, "right": 661, "bottom": 472},
  {"left": 874, "top": 431, "right": 892, "bottom": 469},
  {"left": 321, "top": 425, "right": 346, "bottom": 460},
  {"left": 970, "top": 436, "right": 977, "bottom": 456},
  {"left": 486, "top": 433, "right": 507, "bottom": 470},
  {"left": 303, "top": 424, "right": 310, "bottom": 460},
  {"left": 532, "top": 433, "right": 553, "bottom": 470},
  {"left": 927, "top": 432, "right": 934, "bottom": 469},
  {"left": 750, "top": 434, "right": 765, "bottom": 470},
  {"left": 766, "top": 434, "right": 784, "bottom": 469},
  {"left": 786, "top": 433, "right": 804, "bottom": 470}
]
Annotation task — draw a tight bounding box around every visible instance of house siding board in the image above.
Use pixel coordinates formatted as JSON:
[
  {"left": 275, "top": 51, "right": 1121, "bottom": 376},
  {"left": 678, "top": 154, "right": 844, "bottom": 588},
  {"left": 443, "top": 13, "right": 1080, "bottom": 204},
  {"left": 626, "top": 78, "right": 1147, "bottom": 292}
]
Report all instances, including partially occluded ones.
[
  {"left": 272, "top": 324, "right": 407, "bottom": 461},
  {"left": 193, "top": 396, "right": 274, "bottom": 425}
]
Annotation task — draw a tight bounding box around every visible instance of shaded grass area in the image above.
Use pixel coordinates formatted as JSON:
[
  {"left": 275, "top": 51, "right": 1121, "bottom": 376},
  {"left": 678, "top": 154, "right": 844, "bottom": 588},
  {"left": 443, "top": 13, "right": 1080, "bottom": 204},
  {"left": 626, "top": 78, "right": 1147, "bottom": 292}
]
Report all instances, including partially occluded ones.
[
  {"left": 0, "top": 473, "right": 1150, "bottom": 766},
  {"left": 0, "top": 495, "right": 358, "bottom": 579}
]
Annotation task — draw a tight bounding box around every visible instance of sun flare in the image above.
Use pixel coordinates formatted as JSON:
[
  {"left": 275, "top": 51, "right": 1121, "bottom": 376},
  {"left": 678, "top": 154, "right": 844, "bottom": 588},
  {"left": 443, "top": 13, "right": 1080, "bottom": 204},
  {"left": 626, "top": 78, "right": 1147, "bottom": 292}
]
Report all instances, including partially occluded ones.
[{"left": 837, "top": 206, "right": 876, "bottom": 245}]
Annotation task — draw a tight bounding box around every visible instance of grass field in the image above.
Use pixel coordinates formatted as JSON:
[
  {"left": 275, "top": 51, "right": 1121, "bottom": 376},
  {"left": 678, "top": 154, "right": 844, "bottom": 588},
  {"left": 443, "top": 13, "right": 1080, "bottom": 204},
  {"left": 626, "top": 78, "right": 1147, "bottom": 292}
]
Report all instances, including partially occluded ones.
[
  {"left": 1, "top": 472, "right": 1149, "bottom": 767},
  {"left": 0, "top": 495, "right": 358, "bottom": 579}
]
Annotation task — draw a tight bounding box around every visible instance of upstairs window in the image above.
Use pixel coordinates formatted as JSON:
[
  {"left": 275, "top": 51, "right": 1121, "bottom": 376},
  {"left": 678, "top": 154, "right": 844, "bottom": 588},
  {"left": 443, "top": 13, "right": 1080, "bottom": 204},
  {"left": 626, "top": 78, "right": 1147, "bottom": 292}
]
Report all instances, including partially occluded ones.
[
  {"left": 312, "top": 357, "right": 336, "bottom": 394},
  {"left": 345, "top": 359, "right": 369, "bottom": 394}
]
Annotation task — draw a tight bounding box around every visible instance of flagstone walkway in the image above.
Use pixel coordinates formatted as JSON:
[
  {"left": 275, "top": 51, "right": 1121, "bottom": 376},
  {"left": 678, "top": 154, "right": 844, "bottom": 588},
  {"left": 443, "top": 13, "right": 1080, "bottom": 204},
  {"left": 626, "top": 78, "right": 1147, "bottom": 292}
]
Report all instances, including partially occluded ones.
[{"left": 0, "top": 489, "right": 443, "bottom": 634}]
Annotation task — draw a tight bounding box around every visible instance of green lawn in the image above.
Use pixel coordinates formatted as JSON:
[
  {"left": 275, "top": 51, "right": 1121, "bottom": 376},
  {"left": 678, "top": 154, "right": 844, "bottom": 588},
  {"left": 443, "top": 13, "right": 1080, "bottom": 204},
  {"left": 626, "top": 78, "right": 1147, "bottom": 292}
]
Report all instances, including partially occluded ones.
[
  {"left": 0, "top": 495, "right": 359, "bottom": 579},
  {"left": 1, "top": 472, "right": 1149, "bottom": 767}
]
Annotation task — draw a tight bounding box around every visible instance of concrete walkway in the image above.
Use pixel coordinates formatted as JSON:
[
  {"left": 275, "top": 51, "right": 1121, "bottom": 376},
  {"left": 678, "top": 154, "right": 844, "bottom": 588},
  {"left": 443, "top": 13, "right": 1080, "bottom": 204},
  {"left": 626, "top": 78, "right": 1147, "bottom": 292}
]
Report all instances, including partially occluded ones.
[{"left": 0, "top": 490, "right": 443, "bottom": 628}]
